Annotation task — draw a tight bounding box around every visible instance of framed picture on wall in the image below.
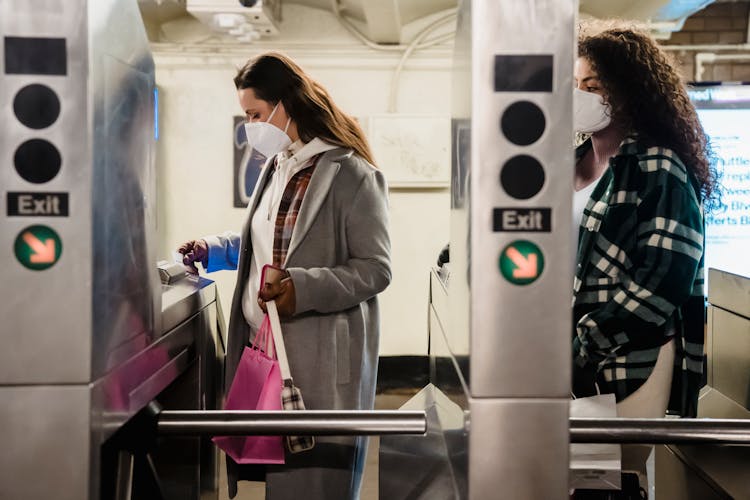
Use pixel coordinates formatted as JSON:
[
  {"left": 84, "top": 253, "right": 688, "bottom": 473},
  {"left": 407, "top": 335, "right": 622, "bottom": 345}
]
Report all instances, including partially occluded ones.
[
  {"left": 367, "top": 114, "right": 451, "bottom": 188},
  {"left": 233, "top": 116, "right": 266, "bottom": 208}
]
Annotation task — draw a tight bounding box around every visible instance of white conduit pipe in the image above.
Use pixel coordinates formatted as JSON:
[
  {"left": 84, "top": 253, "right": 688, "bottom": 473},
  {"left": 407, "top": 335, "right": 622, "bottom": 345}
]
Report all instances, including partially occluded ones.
[
  {"left": 694, "top": 52, "right": 750, "bottom": 81},
  {"left": 662, "top": 43, "right": 750, "bottom": 52},
  {"left": 329, "top": 0, "right": 457, "bottom": 52},
  {"left": 388, "top": 13, "right": 457, "bottom": 112}
]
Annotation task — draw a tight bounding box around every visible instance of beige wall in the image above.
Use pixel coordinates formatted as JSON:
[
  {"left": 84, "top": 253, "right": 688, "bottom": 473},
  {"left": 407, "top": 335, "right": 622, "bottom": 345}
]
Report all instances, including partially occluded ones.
[
  {"left": 664, "top": 1, "right": 750, "bottom": 81},
  {"left": 153, "top": 9, "right": 453, "bottom": 355}
]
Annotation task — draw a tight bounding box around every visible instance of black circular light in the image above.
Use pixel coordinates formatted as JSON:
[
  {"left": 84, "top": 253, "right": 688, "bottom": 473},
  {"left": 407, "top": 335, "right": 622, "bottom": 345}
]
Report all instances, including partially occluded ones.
[
  {"left": 13, "top": 84, "right": 61, "bottom": 130},
  {"left": 14, "top": 139, "right": 62, "bottom": 184},
  {"left": 501, "top": 101, "right": 546, "bottom": 146},
  {"left": 500, "top": 155, "right": 545, "bottom": 200}
]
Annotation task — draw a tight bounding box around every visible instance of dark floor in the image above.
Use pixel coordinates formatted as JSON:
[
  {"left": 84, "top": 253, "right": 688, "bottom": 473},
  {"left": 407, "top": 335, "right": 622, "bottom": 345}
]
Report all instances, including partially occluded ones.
[{"left": 219, "top": 391, "right": 416, "bottom": 500}]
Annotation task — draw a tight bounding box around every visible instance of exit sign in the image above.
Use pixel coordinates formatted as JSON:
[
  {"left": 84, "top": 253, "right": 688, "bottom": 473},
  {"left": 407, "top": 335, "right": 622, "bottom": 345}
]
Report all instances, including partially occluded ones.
[{"left": 7, "top": 192, "right": 68, "bottom": 216}]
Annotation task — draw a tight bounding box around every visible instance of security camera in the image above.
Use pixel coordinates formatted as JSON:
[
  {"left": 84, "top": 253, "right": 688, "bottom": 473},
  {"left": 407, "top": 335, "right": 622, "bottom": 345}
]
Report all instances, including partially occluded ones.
[{"left": 239, "top": 0, "right": 258, "bottom": 6}]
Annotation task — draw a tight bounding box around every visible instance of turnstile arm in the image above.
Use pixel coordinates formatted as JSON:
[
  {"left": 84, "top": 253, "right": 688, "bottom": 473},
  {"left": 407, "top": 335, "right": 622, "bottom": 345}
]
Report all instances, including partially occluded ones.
[
  {"left": 157, "top": 410, "right": 427, "bottom": 436},
  {"left": 570, "top": 417, "right": 750, "bottom": 445}
]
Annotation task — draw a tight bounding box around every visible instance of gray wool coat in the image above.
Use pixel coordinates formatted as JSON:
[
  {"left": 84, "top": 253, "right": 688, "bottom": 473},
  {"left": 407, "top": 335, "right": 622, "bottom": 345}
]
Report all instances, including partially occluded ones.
[{"left": 205, "top": 147, "right": 392, "bottom": 499}]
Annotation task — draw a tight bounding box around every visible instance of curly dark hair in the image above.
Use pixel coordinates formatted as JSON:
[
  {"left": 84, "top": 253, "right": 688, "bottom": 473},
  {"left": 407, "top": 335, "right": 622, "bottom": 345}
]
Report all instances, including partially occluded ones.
[{"left": 578, "top": 28, "right": 718, "bottom": 207}]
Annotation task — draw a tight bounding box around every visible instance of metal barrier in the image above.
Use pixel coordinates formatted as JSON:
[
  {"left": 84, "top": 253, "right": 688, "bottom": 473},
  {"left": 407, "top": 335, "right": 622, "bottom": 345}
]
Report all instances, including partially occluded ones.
[
  {"left": 158, "top": 410, "right": 428, "bottom": 436},
  {"left": 158, "top": 410, "right": 750, "bottom": 445},
  {"left": 570, "top": 418, "right": 750, "bottom": 445}
]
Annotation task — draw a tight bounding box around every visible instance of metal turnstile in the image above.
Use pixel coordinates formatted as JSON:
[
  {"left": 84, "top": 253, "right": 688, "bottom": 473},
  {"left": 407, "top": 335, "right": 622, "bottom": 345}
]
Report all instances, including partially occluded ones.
[
  {"left": 0, "top": 2, "right": 226, "bottom": 498},
  {"left": 387, "top": 1, "right": 577, "bottom": 498},
  {"left": 655, "top": 269, "right": 750, "bottom": 499}
]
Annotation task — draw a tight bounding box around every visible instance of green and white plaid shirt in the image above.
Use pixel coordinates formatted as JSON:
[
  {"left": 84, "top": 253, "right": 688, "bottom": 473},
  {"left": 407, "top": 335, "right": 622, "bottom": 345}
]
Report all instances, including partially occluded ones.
[{"left": 573, "top": 136, "right": 705, "bottom": 417}]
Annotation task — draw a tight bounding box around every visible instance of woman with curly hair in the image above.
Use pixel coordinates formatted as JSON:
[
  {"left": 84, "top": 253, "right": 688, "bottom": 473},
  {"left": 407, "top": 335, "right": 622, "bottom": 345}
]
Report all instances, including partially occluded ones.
[{"left": 571, "top": 27, "right": 717, "bottom": 496}]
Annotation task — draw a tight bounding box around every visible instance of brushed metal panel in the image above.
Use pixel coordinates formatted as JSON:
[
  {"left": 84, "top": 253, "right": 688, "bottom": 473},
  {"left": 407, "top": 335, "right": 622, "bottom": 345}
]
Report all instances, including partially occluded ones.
[
  {"left": 659, "top": 443, "right": 748, "bottom": 499},
  {"left": 708, "top": 268, "right": 750, "bottom": 319},
  {"left": 469, "top": 399, "right": 569, "bottom": 500},
  {"left": 468, "top": 0, "right": 575, "bottom": 397},
  {"left": 90, "top": 0, "right": 159, "bottom": 379},
  {"left": 1, "top": 0, "right": 93, "bottom": 384},
  {"left": 0, "top": 386, "right": 90, "bottom": 500},
  {"left": 710, "top": 308, "right": 750, "bottom": 409},
  {"left": 161, "top": 276, "right": 216, "bottom": 335},
  {"left": 655, "top": 445, "right": 728, "bottom": 500}
]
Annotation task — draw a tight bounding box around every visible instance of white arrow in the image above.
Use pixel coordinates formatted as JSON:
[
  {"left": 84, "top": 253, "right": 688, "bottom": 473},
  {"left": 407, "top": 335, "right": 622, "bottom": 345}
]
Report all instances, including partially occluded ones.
[{"left": 23, "top": 232, "right": 56, "bottom": 264}]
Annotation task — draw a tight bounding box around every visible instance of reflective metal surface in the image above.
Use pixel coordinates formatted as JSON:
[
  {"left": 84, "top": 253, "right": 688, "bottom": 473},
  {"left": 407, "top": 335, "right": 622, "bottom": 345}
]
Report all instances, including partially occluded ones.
[
  {"left": 1, "top": 1, "right": 169, "bottom": 498},
  {"left": 161, "top": 275, "right": 217, "bottom": 336},
  {"left": 0, "top": 386, "right": 91, "bottom": 500},
  {"left": 1, "top": 0, "right": 92, "bottom": 384},
  {"left": 707, "top": 268, "right": 750, "bottom": 320},
  {"left": 655, "top": 269, "right": 750, "bottom": 499},
  {"left": 0, "top": 4, "right": 222, "bottom": 496},
  {"left": 380, "top": 384, "right": 468, "bottom": 500},
  {"left": 467, "top": 0, "right": 574, "bottom": 399},
  {"left": 157, "top": 410, "right": 427, "bottom": 436},
  {"left": 705, "top": 268, "right": 750, "bottom": 408},
  {"left": 570, "top": 418, "right": 750, "bottom": 444},
  {"left": 657, "top": 444, "right": 750, "bottom": 499},
  {"left": 446, "top": 0, "right": 575, "bottom": 498},
  {"left": 470, "top": 399, "right": 570, "bottom": 500},
  {"left": 90, "top": 0, "right": 159, "bottom": 381}
]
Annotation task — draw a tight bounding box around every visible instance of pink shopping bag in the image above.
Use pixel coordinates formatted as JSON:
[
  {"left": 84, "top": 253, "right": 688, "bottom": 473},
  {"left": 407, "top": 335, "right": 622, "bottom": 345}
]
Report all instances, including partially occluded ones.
[{"left": 212, "top": 317, "right": 285, "bottom": 464}]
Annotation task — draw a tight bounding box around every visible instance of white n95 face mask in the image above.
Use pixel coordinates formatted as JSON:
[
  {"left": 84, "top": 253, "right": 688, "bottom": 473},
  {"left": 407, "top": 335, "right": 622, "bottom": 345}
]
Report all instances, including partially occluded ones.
[
  {"left": 573, "top": 88, "right": 612, "bottom": 134},
  {"left": 244, "top": 102, "right": 292, "bottom": 159}
]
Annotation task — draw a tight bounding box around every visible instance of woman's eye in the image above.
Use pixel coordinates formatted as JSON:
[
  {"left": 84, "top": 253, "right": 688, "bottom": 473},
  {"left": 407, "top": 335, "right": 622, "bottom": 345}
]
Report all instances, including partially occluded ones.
[{"left": 587, "top": 87, "right": 600, "bottom": 92}]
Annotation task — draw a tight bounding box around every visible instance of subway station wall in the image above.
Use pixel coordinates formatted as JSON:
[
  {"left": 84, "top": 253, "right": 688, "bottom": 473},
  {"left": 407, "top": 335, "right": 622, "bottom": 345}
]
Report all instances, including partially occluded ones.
[{"left": 152, "top": 38, "right": 452, "bottom": 356}]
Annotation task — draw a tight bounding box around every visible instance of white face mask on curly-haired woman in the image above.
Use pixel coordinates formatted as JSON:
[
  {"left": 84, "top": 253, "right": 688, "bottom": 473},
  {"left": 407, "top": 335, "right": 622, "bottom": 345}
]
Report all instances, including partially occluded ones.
[{"left": 573, "top": 88, "right": 611, "bottom": 135}]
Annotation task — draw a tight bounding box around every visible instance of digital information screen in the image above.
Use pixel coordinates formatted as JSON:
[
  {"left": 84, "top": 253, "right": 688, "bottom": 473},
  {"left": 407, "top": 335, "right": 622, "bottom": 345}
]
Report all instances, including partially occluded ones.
[{"left": 689, "top": 84, "right": 750, "bottom": 287}]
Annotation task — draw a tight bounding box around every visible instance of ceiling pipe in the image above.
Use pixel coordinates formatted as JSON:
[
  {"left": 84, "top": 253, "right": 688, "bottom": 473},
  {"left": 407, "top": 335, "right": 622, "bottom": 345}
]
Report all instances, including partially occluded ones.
[
  {"left": 694, "top": 52, "right": 750, "bottom": 81},
  {"left": 662, "top": 43, "right": 750, "bottom": 51}
]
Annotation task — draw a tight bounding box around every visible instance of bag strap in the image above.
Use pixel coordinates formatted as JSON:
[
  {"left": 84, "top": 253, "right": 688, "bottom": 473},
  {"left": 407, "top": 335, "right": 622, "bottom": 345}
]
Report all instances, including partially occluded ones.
[
  {"left": 267, "top": 300, "right": 292, "bottom": 382},
  {"left": 250, "top": 316, "right": 274, "bottom": 358}
]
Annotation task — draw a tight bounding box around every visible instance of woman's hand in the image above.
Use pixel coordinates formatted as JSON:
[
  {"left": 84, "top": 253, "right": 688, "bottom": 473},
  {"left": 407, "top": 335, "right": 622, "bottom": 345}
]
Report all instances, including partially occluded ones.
[
  {"left": 177, "top": 239, "right": 208, "bottom": 274},
  {"left": 258, "top": 272, "right": 296, "bottom": 317}
]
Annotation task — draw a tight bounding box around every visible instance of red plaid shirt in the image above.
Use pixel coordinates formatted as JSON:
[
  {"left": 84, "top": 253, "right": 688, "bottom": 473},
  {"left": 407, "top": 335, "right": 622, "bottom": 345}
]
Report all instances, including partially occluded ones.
[{"left": 272, "top": 154, "right": 321, "bottom": 265}]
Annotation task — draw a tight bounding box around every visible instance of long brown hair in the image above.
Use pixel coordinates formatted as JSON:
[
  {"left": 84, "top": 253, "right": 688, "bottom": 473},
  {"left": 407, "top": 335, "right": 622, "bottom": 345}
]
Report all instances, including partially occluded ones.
[
  {"left": 234, "top": 52, "right": 376, "bottom": 166},
  {"left": 578, "top": 28, "right": 718, "bottom": 207}
]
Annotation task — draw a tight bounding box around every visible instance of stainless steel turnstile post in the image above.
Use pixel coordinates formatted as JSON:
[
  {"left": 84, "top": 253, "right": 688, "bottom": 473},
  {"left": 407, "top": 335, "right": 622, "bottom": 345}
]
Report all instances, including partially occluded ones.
[{"left": 449, "top": 1, "right": 576, "bottom": 497}]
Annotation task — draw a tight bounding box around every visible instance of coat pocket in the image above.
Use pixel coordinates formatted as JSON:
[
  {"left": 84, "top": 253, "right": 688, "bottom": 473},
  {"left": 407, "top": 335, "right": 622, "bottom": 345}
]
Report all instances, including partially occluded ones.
[{"left": 335, "top": 316, "right": 351, "bottom": 385}]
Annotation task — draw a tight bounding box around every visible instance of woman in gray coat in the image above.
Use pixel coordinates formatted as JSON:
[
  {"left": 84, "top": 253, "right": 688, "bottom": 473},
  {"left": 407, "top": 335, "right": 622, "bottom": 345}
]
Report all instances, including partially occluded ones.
[{"left": 178, "top": 52, "right": 391, "bottom": 499}]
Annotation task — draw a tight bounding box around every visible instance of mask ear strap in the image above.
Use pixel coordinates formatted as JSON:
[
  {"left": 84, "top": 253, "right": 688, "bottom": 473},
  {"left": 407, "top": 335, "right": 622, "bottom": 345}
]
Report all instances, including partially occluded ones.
[
  {"left": 267, "top": 102, "right": 280, "bottom": 122},
  {"left": 284, "top": 117, "right": 291, "bottom": 133}
]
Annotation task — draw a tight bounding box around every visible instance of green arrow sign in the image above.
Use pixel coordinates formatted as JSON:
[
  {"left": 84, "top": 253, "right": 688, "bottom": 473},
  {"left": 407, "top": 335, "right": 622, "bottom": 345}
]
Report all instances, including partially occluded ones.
[
  {"left": 14, "top": 225, "right": 62, "bottom": 270},
  {"left": 499, "top": 240, "right": 544, "bottom": 285}
]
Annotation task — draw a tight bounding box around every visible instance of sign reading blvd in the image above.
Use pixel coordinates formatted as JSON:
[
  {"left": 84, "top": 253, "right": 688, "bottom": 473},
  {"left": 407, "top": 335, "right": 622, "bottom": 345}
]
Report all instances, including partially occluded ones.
[
  {"left": 14, "top": 225, "right": 62, "bottom": 270},
  {"left": 499, "top": 239, "right": 544, "bottom": 285}
]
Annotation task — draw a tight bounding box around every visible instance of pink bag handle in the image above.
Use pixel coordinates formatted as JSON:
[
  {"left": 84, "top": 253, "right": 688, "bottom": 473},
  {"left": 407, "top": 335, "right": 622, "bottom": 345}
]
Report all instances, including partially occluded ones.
[{"left": 250, "top": 316, "right": 275, "bottom": 359}]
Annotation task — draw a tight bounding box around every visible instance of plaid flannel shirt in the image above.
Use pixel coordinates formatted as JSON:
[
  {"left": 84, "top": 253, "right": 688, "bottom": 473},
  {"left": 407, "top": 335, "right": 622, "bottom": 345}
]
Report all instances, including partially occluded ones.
[
  {"left": 573, "top": 136, "right": 705, "bottom": 417},
  {"left": 272, "top": 154, "right": 320, "bottom": 266}
]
